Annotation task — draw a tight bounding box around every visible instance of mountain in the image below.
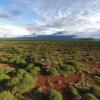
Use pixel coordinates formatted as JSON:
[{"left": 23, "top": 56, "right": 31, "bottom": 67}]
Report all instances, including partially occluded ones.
[
  {"left": 14, "top": 31, "right": 98, "bottom": 41},
  {"left": 20, "top": 31, "right": 81, "bottom": 40}
]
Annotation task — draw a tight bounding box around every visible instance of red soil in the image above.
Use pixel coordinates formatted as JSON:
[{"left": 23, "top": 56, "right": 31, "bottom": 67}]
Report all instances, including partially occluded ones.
[
  {"left": 34, "top": 63, "right": 100, "bottom": 100},
  {"left": 34, "top": 73, "right": 79, "bottom": 100}
]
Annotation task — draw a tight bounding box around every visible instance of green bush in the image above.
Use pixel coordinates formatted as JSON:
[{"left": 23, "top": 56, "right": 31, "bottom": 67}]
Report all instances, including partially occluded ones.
[
  {"left": 0, "top": 71, "right": 10, "bottom": 82},
  {"left": 83, "top": 93, "right": 98, "bottom": 100},
  {"left": 69, "top": 86, "right": 79, "bottom": 96},
  {"left": 61, "top": 65, "right": 75, "bottom": 74},
  {"left": 0, "top": 91, "right": 16, "bottom": 100},
  {"left": 0, "top": 67, "right": 15, "bottom": 74},
  {"left": 90, "top": 86, "right": 100, "bottom": 98},
  {"left": 8, "top": 55, "right": 27, "bottom": 65},
  {"left": 94, "top": 76, "right": 100, "bottom": 84},
  {"left": 46, "top": 90, "right": 63, "bottom": 100},
  {"left": 69, "top": 86, "right": 82, "bottom": 100},
  {"left": 8, "top": 57, "right": 15, "bottom": 64},
  {"left": 6, "top": 69, "right": 26, "bottom": 89},
  {"left": 0, "top": 56, "right": 8, "bottom": 63},
  {"left": 6, "top": 69, "right": 37, "bottom": 94},
  {"left": 15, "top": 73, "right": 37, "bottom": 93},
  {"left": 6, "top": 77, "right": 20, "bottom": 87},
  {"left": 65, "top": 60, "right": 88, "bottom": 72},
  {"left": 27, "top": 66, "right": 41, "bottom": 76},
  {"left": 26, "top": 63, "right": 41, "bottom": 76},
  {"left": 46, "top": 68, "right": 60, "bottom": 76},
  {"left": 16, "top": 69, "right": 26, "bottom": 79},
  {"left": 31, "top": 87, "right": 44, "bottom": 100}
]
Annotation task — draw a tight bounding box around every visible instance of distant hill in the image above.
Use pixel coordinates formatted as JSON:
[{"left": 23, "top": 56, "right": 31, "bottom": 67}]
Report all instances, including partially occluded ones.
[
  {"left": 20, "top": 31, "right": 98, "bottom": 41},
  {"left": 20, "top": 31, "right": 81, "bottom": 40},
  {"left": 0, "top": 31, "right": 99, "bottom": 41}
]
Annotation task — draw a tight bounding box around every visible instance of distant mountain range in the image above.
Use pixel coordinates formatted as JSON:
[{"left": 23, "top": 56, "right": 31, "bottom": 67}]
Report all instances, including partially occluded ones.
[
  {"left": 0, "top": 31, "right": 99, "bottom": 41},
  {"left": 19, "top": 31, "right": 97, "bottom": 41}
]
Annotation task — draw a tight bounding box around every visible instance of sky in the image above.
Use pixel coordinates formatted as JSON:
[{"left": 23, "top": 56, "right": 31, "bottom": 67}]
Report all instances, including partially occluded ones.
[{"left": 0, "top": 0, "right": 100, "bottom": 38}]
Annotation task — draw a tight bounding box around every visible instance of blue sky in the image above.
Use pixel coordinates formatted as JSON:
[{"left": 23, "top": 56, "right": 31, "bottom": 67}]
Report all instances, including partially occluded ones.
[{"left": 0, "top": 0, "right": 100, "bottom": 38}]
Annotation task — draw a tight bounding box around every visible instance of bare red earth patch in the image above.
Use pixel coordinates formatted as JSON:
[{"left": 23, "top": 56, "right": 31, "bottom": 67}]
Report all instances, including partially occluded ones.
[{"left": 34, "top": 73, "right": 79, "bottom": 100}]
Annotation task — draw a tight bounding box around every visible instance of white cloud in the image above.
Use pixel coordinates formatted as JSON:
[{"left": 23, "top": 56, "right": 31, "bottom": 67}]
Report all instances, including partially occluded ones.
[
  {"left": 0, "top": 24, "right": 30, "bottom": 38},
  {"left": 0, "top": 0, "right": 100, "bottom": 38}
]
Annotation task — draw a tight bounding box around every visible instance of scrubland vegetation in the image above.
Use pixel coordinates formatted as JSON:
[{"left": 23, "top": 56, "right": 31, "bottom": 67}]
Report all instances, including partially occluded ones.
[{"left": 0, "top": 40, "right": 100, "bottom": 100}]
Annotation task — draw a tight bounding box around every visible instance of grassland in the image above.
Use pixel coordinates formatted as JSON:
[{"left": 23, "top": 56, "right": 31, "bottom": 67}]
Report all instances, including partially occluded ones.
[{"left": 0, "top": 40, "right": 100, "bottom": 100}]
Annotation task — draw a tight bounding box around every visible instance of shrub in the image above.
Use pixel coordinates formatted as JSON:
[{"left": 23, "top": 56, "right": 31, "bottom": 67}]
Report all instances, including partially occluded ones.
[
  {"left": 15, "top": 73, "right": 37, "bottom": 93},
  {"left": 0, "top": 56, "right": 8, "bottom": 63},
  {"left": 0, "top": 71, "right": 10, "bottom": 82},
  {"left": 19, "top": 59, "right": 27, "bottom": 65},
  {"left": 69, "top": 86, "right": 82, "bottom": 100},
  {"left": 27, "top": 66, "right": 41, "bottom": 76},
  {"left": 46, "top": 90, "right": 63, "bottom": 100},
  {"left": 94, "top": 76, "right": 100, "bottom": 84},
  {"left": 90, "top": 86, "right": 100, "bottom": 98},
  {"left": 16, "top": 69, "right": 26, "bottom": 79},
  {"left": 31, "top": 87, "right": 44, "bottom": 100},
  {"left": 8, "top": 56, "right": 27, "bottom": 65},
  {"left": 0, "top": 91, "right": 16, "bottom": 100},
  {"left": 7, "top": 69, "right": 37, "bottom": 94},
  {"left": 46, "top": 68, "right": 60, "bottom": 76},
  {"left": 61, "top": 65, "right": 75, "bottom": 74},
  {"left": 8, "top": 57, "right": 15, "bottom": 64},
  {"left": 65, "top": 60, "right": 88, "bottom": 72},
  {"left": 26, "top": 63, "right": 41, "bottom": 76},
  {"left": 83, "top": 93, "right": 98, "bottom": 100},
  {"left": 27, "top": 63, "right": 34, "bottom": 68},
  {"left": 6, "top": 77, "right": 20, "bottom": 87}
]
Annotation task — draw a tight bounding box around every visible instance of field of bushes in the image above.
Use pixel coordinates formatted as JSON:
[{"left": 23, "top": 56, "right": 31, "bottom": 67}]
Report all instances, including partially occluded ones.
[{"left": 0, "top": 40, "right": 100, "bottom": 100}]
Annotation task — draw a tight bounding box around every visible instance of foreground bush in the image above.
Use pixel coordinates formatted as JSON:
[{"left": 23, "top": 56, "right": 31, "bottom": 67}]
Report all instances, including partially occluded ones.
[
  {"left": 90, "top": 86, "right": 100, "bottom": 98},
  {"left": 46, "top": 68, "right": 60, "bottom": 76},
  {"left": 83, "top": 93, "right": 98, "bottom": 100},
  {"left": 26, "top": 64, "right": 41, "bottom": 76},
  {"left": 69, "top": 86, "right": 82, "bottom": 100},
  {"left": 0, "top": 71, "right": 10, "bottom": 82},
  {"left": 0, "top": 91, "right": 16, "bottom": 100},
  {"left": 31, "top": 87, "right": 45, "bottom": 100},
  {"left": 46, "top": 90, "right": 63, "bottom": 100},
  {"left": 6, "top": 69, "right": 37, "bottom": 94},
  {"left": 65, "top": 60, "right": 89, "bottom": 72},
  {"left": 15, "top": 73, "right": 37, "bottom": 93},
  {"left": 61, "top": 65, "right": 75, "bottom": 74}
]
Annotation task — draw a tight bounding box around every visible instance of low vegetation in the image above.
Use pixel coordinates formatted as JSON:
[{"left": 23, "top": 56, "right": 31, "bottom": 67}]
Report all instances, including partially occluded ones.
[{"left": 0, "top": 40, "right": 99, "bottom": 99}]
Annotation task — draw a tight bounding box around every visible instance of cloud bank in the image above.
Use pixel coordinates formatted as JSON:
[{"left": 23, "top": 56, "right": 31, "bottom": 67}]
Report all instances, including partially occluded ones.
[{"left": 0, "top": 0, "right": 100, "bottom": 38}]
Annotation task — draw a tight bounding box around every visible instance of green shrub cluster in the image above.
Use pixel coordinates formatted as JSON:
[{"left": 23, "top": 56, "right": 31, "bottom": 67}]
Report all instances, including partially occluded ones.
[
  {"left": 26, "top": 63, "right": 41, "bottom": 76},
  {"left": 46, "top": 68, "right": 60, "bottom": 76},
  {"left": 83, "top": 93, "right": 98, "bottom": 100},
  {"left": 60, "top": 60, "right": 89, "bottom": 75},
  {"left": 0, "top": 71, "right": 10, "bottom": 82},
  {"left": 0, "top": 55, "right": 27, "bottom": 65},
  {"left": 69, "top": 86, "right": 82, "bottom": 100},
  {"left": 0, "top": 91, "right": 16, "bottom": 100},
  {"left": 68, "top": 86, "right": 100, "bottom": 100},
  {"left": 6, "top": 69, "right": 37, "bottom": 94},
  {"left": 90, "top": 87, "right": 100, "bottom": 98},
  {"left": 46, "top": 90, "right": 63, "bottom": 100}
]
